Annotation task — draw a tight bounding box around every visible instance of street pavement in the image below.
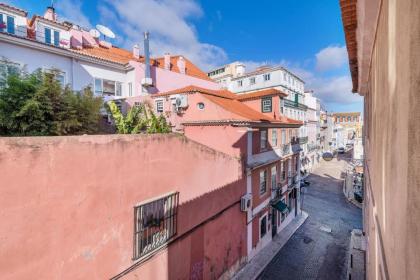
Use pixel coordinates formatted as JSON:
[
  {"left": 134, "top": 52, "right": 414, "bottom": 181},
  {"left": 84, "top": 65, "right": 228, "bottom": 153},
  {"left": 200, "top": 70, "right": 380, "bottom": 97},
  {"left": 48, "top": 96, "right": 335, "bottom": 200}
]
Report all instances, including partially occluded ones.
[{"left": 258, "top": 152, "right": 362, "bottom": 280}]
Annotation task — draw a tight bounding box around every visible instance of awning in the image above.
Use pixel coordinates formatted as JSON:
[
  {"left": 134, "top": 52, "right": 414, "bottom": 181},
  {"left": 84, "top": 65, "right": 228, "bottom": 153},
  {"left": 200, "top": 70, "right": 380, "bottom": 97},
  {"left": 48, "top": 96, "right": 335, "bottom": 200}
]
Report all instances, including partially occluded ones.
[{"left": 271, "top": 200, "right": 289, "bottom": 214}]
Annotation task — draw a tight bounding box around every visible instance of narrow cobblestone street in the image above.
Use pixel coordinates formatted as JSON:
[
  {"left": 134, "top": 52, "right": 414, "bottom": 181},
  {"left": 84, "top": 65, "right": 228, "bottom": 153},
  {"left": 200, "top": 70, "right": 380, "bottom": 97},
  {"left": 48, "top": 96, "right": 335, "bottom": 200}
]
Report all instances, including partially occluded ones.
[{"left": 259, "top": 153, "right": 362, "bottom": 280}]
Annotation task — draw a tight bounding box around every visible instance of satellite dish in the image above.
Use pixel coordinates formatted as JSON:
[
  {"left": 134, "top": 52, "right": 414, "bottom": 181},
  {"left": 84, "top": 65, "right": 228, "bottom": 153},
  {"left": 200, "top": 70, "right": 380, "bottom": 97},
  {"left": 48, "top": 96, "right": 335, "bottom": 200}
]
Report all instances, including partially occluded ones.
[
  {"left": 96, "top": 24, "right": 115, "bottom": 39},
  {"left": 89, "top": 29, "right": 100, "bottom": 38}
]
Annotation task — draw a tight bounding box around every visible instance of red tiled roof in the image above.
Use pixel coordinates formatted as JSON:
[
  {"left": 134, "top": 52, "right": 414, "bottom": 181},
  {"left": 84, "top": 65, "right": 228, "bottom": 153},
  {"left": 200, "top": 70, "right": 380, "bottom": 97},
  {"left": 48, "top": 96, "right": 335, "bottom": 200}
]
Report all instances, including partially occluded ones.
[
  {"left": 71, "top": 46, "right": 142, "bottom": 65},
  {"left": 153, "top": 85, "right": 238, "bottom": 99},
  {"left": 0, "top": 3, "right": 27, "bottom": 16},
  {"left": 154, "top": 85, "right": 303, "bottom": 126},
  {"left": 236, "top": 88, "right": 287, "bottom": 101},
  {"left": 153, "top": 56, "right": 213, "bottom": 81}
]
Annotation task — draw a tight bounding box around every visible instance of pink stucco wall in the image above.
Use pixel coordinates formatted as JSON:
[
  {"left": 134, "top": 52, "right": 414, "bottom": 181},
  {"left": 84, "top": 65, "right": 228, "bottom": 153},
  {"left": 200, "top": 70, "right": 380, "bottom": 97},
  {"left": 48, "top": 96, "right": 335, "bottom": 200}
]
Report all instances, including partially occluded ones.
[
  {"left": 128, "top": 61, "right": 220, "bottom": 97},
  {"left": 240, "top": 96, "right": 282, "bottom": 120},
  {"left": 0, "top": 134, "right": 246, "bottom": 280}
]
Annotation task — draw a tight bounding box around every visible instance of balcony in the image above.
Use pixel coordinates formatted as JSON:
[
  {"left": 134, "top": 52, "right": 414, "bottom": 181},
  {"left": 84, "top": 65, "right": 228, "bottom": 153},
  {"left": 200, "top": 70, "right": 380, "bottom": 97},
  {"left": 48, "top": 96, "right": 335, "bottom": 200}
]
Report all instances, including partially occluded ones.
[{"left": 298, "top": 136, "right": 308, "bottom": 144}]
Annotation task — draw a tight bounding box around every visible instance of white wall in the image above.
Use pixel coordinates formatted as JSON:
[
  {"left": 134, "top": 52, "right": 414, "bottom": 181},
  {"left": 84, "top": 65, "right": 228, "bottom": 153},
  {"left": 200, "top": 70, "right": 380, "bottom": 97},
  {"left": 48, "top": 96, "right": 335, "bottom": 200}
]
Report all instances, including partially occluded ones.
[
  {"left": 35, "top": 21, "right": 71, "bottom": 49},
  {"left": 0, "top": 40, "right": 133, "bottom": 98}
]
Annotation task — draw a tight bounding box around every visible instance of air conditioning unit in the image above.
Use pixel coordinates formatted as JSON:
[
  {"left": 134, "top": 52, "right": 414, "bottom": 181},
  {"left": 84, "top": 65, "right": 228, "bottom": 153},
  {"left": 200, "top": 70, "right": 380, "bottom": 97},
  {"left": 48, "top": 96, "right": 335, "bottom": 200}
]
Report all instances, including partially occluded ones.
[
  {"left": 240, "top": 194, "right": 252, "bottom": 212},
  {"left": 175, "top": 95, "right": 188, "bottom": 109},
  {"left": 141, "top": 77, "right": 153, "bottom": 87}
]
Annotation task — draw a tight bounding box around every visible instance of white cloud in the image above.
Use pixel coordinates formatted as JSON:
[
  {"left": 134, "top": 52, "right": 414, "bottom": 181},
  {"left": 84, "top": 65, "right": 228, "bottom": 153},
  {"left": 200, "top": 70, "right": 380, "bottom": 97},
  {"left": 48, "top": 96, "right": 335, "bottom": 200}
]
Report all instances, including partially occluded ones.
[
  {"left": 315, "top": 45, "right": 348, "bottom": 71},
  {"left": 102, "top": 0, "right": 227, "bottom": 70},
  {"left": 56, "top": 0, "right": 92, "bottom": 29}
]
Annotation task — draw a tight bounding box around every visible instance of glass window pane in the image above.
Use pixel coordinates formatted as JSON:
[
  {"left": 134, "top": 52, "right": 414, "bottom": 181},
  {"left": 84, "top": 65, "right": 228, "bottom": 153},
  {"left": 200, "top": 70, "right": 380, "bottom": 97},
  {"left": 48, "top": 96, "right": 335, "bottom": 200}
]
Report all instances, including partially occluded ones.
[
  {"left": 116, "top": 82, "right": 122, "bottom": 96},
  {"left": 103, "top": 79, "right": 116, "bottom": 95},
  {"left": 0, "top": 14, "right": 4, "bottom": 32},
  {"left": 94, "top": 78, "right": 102, "bottom": 94}
]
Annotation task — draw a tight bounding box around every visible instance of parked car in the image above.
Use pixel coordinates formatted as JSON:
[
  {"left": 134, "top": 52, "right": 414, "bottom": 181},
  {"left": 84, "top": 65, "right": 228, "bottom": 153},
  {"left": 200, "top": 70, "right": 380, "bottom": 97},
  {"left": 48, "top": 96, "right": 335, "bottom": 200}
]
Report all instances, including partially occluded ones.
[
  {"left": 300, "top": 180, "right": 311, "bottom": 188},
  {"left": 337, "top": 147, "right": 346, "bottom": 154}
]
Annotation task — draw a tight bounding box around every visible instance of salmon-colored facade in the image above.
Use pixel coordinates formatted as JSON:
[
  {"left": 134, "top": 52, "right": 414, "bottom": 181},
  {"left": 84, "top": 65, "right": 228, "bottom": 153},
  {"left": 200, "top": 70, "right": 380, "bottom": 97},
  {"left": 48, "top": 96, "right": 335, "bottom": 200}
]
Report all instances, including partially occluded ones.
[{"left": 0, "top": 135, "right": 246, "bottom": 280}]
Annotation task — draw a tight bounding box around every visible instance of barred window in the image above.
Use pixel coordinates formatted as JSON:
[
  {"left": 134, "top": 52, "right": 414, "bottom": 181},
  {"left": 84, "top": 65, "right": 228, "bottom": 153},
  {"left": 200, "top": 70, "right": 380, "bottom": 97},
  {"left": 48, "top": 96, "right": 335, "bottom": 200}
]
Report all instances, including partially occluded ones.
[
  {"left": 261, "top": 97, "right": 272, "bottom": 112},
  {"left": 133, "top": 192, "right": 179, "bottom": 260}
]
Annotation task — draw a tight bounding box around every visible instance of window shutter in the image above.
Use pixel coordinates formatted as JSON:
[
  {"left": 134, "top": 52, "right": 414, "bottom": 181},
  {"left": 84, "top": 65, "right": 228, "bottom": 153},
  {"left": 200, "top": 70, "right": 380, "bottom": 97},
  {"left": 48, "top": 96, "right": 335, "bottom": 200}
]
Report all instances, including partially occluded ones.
[
  {"left": 54, "top": 30, "right": 59, "bottom": 46},
  {"left": 45, "top": 28, "right": 51, "bottom": 44},
  {"left": 0, "top": 14, "right": 4, "bottom": 32},
  {"left": 7, "top": 16, "right": 14, "bottom": 34}
]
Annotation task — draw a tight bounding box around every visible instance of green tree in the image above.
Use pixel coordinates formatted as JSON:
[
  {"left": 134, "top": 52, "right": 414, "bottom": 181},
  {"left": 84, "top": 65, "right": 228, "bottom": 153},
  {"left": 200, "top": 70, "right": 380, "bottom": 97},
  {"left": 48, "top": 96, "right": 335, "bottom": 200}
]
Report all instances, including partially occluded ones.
[
  {"left": 108, "top": 101, "right": 171, "bottom": 134},
  {"left": 0, "top": 69, "right": 103, "bottom": 136}
]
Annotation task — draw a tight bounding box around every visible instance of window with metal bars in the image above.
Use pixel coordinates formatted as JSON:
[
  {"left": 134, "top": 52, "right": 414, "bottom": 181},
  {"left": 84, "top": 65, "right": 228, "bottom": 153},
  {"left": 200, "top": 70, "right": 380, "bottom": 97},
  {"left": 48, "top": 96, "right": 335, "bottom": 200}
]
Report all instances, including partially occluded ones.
[{"left": 133, "top": 192, "right": 179, "bottom": 260}]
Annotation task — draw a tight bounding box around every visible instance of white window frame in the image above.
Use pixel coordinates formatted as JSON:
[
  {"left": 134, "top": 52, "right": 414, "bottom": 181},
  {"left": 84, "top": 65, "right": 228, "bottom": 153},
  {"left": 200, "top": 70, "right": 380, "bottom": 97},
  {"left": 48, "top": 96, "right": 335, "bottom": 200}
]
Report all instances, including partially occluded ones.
[
  {"left": 263, "top": 73, "right": 270, "bottom": 81},
  {"left": 260, "top": 129, "right": 267, "bottom": 150},
  {"left": 272, "top": 129, "right": 278, "bottom": 146},
  {"left": 128, "top": 82, "right": 133, "bottom": 97},
  {"left": 237, "top": 80, "right": 243, "bottom": 87},
  {"left": 0, "top": 13, "right": 15, "bottom": 35},
  {"left": 249, "top": 77, "right": 256, "bottom": 85},
  {"left": 155, "top": 98, "right": 164, "bottom": 113},
  {"left": 94, "top": 78, "right": 123, "bottom": 96},
  {"left": 259, "top": 213, "right": 268, "bottom": 240},
  {"left": 259, "top": 169, "right": 267, "bottom": 195},
  {"left": 271, "top": 166, "right": 277, "bottom": 190},
  {"left": 262, "top": 97, "right": 272, "bottom": 113}
]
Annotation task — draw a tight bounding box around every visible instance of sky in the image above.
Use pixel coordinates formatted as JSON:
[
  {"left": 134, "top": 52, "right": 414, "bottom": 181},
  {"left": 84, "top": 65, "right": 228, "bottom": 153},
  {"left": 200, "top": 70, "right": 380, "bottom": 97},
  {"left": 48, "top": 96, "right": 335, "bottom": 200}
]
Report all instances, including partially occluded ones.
[{"left": 7, "top": 0, "right": 363, "bottom": 113}]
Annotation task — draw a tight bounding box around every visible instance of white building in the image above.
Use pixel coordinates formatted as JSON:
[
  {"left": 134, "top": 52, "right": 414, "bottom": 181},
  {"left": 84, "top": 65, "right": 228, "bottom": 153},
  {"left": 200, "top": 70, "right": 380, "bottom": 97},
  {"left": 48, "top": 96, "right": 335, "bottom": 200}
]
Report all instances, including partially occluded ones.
[{"left": 302, "top": 90, "right": 321, "bottom": 173}]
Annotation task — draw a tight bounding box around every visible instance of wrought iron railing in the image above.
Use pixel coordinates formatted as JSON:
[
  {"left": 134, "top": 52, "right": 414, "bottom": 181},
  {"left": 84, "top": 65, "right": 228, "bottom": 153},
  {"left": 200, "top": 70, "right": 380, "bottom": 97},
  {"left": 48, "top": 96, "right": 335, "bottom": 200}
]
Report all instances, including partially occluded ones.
[{"left": 299, "top": 136, "right": 308, "bottom": 144}]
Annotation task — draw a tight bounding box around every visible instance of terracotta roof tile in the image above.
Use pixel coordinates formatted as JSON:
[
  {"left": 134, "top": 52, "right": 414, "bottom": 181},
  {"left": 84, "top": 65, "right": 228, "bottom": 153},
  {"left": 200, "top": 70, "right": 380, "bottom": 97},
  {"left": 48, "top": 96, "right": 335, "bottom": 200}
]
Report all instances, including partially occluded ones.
[
  {"left": 71, "top": 46, "right": 141, "bottom": 65},
  {"left": 236, "top": 88, "right": 287, "bottom": 101},
  {"left": 154, "top": 85, "right": 303, "bottom": 126},
  {"left": 0, "top": 3, "right": 27, "bottom": 16},
  {"left": 153, "top": 56, "right": 213, "bottom": 81},
  {"left": 153, "top": 85, "right": 238, "bottom": 99}
]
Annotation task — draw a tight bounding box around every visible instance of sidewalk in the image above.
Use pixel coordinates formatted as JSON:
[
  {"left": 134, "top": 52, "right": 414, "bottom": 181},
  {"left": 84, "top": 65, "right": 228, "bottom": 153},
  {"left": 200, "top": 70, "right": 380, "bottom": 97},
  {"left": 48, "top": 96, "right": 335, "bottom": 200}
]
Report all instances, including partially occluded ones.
[{"left": 232, "top": 211, "right": 309, "bottom": 280}]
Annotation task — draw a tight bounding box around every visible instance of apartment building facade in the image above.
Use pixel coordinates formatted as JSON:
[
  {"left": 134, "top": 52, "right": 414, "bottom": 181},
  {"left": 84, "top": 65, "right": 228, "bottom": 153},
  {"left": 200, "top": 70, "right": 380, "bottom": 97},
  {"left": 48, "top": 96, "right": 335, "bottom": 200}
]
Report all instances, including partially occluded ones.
[
  {"left": 340, "top": 0, "right": 420, "bottom": 279},
  {"left": 303, "top": 90, "right": 321, "bottom": 173},
  {"left": 150, "top": 86, "right": 303, "bottom": 261}
]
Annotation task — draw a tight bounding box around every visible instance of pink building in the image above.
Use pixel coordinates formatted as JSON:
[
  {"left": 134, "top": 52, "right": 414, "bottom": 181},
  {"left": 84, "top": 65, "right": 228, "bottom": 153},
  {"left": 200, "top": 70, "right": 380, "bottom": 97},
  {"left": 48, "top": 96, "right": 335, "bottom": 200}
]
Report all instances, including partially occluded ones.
[{"left": 150, "top": 86, "right": 304, "bottom": 260}]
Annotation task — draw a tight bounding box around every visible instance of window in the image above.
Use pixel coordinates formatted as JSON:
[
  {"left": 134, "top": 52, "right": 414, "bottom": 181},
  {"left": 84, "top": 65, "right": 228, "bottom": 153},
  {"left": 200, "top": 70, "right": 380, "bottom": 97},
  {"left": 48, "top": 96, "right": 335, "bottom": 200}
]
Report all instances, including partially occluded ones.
[
  {"left": 0, "top": 60, "right": 20, "bottom": 87},
  {"left": 280, "top": 97, "right": 284, "bottom": 114},
  {"left": 94, "top": 78, "right": 123, "bottom": 96},
  {"left": 336, "top": 117, "right": 340, "bottom": 123},
  {"left": 249, "top": 77, "right": 256, "bottom": 85},
  {"left": 44, "top": 69, "right": 65, "bottom": 86},
  {"left": 281, "top": 129, "right": 286, "bottom": 145},
  {"left": 45, "top": 28, "right": 51, "bottom": 44},
  {"left": 263, "top": 74, "right": 270, "bottom": 81},
  {"left": 155, "top": 99, "right": 164, "bottom": 113},
  {"left": 128, "top": 82, "right": 133, "bottom": 97},
  {"left": 259, "top": 170, "right": 267, "bottom": 195},
  {"left": 133, "top": 192, "right": 179, "bottom": 260},
  {"left": 288, "top": 192, "right": 294, "bottom": 210},
  {"left": 271, "top": 166, "right": 277, "bottom": 190},
  {"left": 0, "top": 14, "right": 15, "bottom": 34},
  {"left": 281, "top": 161, "right": 286, "bottom": 180},
  {"left": 348, "top": 116, "right": 351, "bottom": 122},
  {"left": 237, "top": 80, "right": 243, "bottom": 87},
  {"left": 261, "top": 97, "right": 272, "bottom": 112},
  {"left": 260, "top": 130, "right": 268, "bottom": 150},
  {"left": 272, "top": 129, "right": 277, "bottom": 146},
  {"left": 54, "top": 30, "right": 60, "bottom": 47},
  {"left": 197, "top": 102, "right": 205, "bottom": 110},
  {"left": 260, "top": 215, "right": 267, "bottom": 239}
]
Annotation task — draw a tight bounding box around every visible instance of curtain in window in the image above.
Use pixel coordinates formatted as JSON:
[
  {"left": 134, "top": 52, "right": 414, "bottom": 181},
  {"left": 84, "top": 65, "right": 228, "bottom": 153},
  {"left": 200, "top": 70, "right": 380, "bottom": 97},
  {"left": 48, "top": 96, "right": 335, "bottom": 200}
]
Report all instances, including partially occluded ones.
[{"left": 0, "top": 14, "right": 4, "bottom": 32}]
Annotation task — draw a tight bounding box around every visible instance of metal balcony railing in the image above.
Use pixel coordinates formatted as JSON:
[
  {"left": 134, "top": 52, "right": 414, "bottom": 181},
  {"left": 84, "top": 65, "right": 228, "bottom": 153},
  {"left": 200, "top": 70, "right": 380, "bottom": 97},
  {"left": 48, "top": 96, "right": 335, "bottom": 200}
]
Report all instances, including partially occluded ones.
[
  {"left": 299, "top": 136, "right": 308, "bottom": 144},
  {"left": 282, "top": 144, "right": 291, "bottom": 155}
]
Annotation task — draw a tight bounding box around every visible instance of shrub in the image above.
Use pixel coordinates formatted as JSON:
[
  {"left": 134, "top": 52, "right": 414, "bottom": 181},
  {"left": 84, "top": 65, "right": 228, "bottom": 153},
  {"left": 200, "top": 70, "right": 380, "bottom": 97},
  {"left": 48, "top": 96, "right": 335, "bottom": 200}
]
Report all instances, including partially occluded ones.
[{"left": 0, "top": 69, "right": 103, "bottom": 136}]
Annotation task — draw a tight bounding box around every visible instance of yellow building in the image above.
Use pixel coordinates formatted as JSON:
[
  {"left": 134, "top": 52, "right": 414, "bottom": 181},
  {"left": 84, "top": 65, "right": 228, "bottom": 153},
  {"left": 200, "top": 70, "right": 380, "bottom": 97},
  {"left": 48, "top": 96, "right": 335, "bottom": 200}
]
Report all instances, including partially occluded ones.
[{"left": 332, "top": 112, "right": 363, "bottom": 138}]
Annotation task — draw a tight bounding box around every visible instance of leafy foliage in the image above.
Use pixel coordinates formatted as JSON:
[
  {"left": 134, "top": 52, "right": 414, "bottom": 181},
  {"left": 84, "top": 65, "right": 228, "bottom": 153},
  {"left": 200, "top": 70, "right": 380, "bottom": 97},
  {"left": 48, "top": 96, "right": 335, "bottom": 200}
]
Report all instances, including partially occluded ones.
[
  {"left": 0, "top": 69, "right": 103, "bottom": 136},
  {"left": 108, "top": 101, "right": 171, "bottom": 134}
]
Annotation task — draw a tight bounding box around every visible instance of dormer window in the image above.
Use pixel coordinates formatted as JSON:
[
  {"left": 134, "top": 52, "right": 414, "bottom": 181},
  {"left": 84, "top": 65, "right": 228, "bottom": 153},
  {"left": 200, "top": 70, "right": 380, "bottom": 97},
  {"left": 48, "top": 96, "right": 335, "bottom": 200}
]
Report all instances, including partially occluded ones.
[
  {"left": 0, "top": 13, "right": 15, "bottom": 34},
  {"left": 44, "top": 27, "right": 60, "bottom": 47}
]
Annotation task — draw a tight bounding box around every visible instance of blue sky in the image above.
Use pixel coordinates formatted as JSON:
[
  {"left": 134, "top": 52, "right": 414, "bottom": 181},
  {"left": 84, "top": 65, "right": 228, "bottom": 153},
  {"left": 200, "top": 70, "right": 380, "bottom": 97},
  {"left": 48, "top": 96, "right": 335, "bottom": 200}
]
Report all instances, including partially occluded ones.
[{"left": 9, "top": 0, "right": 363, "bottom": 113}]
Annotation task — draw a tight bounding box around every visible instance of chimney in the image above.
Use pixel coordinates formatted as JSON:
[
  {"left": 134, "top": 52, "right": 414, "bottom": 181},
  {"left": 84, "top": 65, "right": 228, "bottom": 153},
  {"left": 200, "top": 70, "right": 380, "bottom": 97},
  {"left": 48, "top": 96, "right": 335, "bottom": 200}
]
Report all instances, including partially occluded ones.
[
  {"left": 44, "top": 6, "right": 57, "bottom": 22},
  {"left": 133, "top": 44, "right": 140, "bottom": 59},
  {"left": 141, "top": 31, "right": 153, "bottom": 90},
  {"left": 177, "top": 56, "right": 186, "bottom": 74},
  {"left": 235, "top": 63, "right": 246, "bottom": 77},
  {"left": 164, "top": 53, "right": 171, "bottom": 70}
]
